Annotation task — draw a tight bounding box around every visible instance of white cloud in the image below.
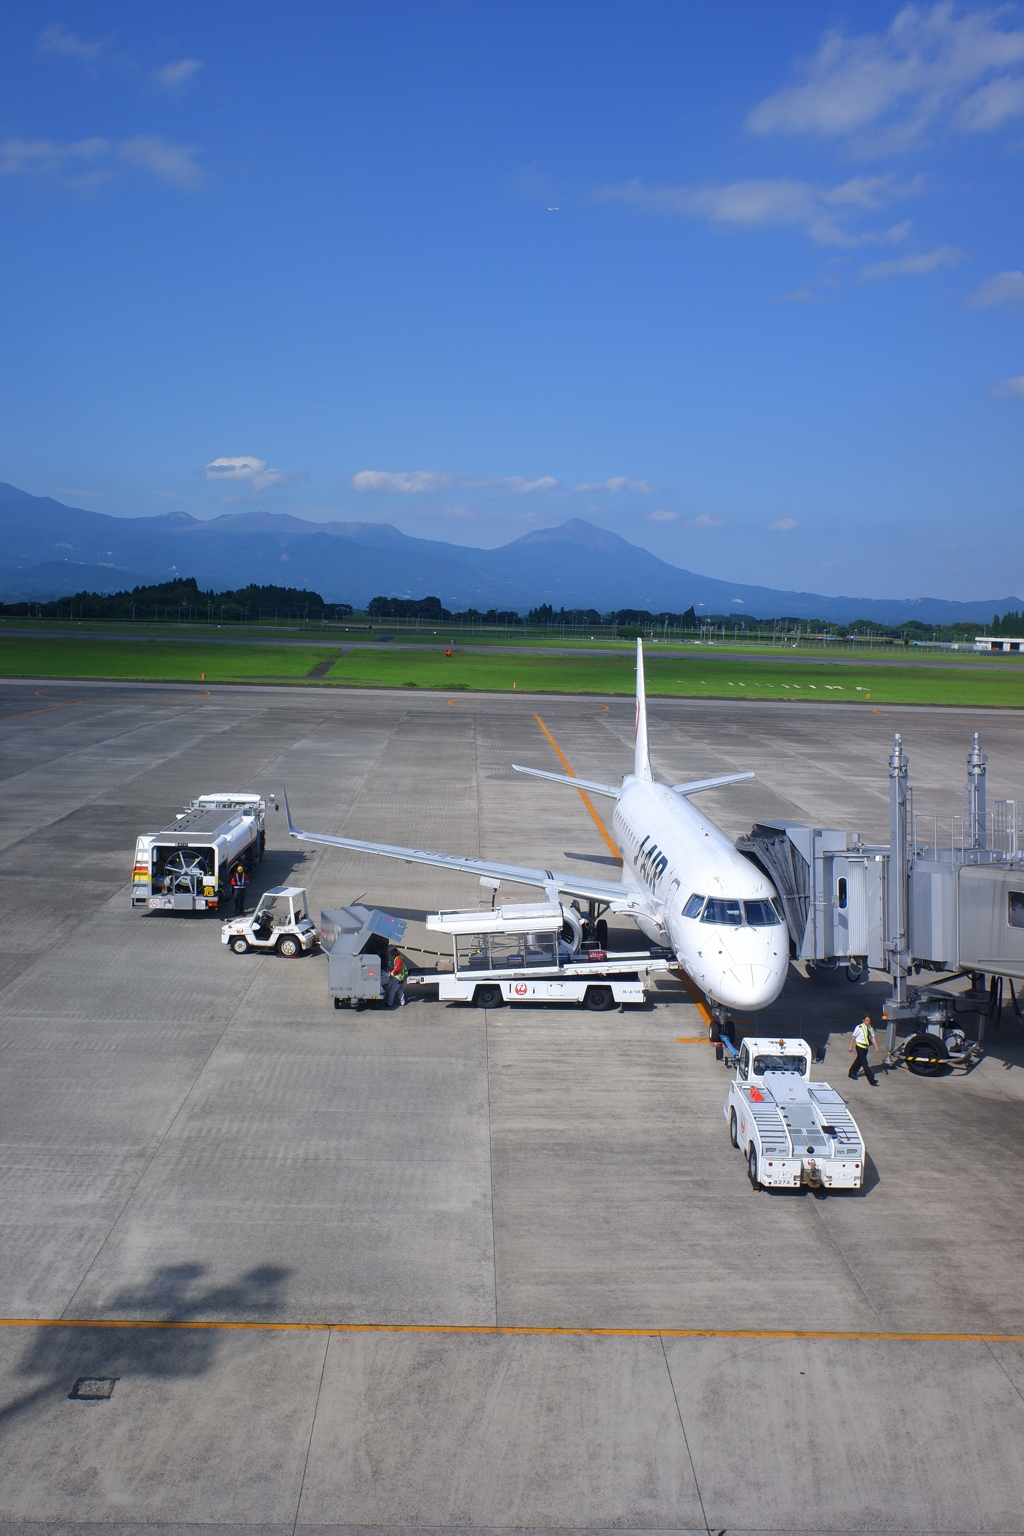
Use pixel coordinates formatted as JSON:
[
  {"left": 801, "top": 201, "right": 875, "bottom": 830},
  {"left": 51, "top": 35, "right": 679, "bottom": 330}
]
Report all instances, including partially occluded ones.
[
  {"left": 773, "top": 285, "right": 830, "bottom": 305},
  {"left": 205, "top": 456, "right": 286, "bottom": 491},
  {"left": 352, "top": 470, "right": 451, "bottom": 493},
  {"left": 747, "top": 3, "right": 1024, "bottom": 150},
  {"left": 0, "top": 135, "right": 203, "bottom": 189},
  {"left": 599, "top": 174, "right": 917, "bottom": 247},
  {"left": 767, "top": 518, "right": 798, "bottom": 531},
  {"left": 991, "top": 374, "right": 1024, "bottom": 397},
  {"left": 352, "top": 469, "right": 558, "bottom": 494},
  {"left": 574, "top": 476, "right": 657, "bottom": 493},
  {"left": 647, "top": 510, "right": 679, "bottom": 522},
  {"left": 38, "top": 24, "right": 104, "bottom": 62},
  {"left": 966, "top": 270, "right": 1024, "bottom": 307},
  {"left": 686, "top": 513, "right": 726, "bottom": 528},
  {"left": 116, "top": 136, "right": 204, "bottom": 189},
  {"left": 859, "top": 243, "right": 963, "bottom": 279},
  {"left": 154, "top": 58, "right": 204, "bottom": 89}
]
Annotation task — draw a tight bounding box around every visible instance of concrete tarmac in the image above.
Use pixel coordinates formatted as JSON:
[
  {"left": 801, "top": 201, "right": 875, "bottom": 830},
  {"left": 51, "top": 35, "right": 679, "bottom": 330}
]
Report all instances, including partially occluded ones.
[{"left": 1, "top": 678, "right": 1023, "bottom": 1533}]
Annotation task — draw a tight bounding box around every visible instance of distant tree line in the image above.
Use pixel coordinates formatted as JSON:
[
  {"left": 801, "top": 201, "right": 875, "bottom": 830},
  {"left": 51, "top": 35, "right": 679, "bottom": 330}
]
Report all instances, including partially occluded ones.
[
  {"left": 0, "top": 576, "right": 1006, "bottom": 640},
  {"left": 0, "top": 575, "right": 354, "bottom": 623}
]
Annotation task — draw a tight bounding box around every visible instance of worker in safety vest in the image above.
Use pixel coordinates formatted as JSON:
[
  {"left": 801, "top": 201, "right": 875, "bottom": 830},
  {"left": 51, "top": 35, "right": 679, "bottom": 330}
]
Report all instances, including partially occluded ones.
[
  {"left": 230, "top": 863, "right": 249, "bottom": 915},
  {"left": 848, "top": 1015, "right": 879, "bottom": 1085},
  {"left": 386, "top": 949, "right": 408, "bottom": 1009}
]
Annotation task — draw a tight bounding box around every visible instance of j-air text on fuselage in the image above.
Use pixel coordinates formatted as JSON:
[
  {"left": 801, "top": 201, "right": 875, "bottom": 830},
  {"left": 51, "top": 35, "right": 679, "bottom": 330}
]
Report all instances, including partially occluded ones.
[{"left": 283, "top": 640, "right": 789, "bottom": 1017}]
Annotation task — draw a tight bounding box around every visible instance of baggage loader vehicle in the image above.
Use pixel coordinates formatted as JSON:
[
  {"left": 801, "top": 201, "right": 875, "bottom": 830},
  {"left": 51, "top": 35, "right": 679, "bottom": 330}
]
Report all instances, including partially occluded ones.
[
  {"left": 719, "top": 1035, "right": 865, "bottom": 1191},
  {"left": 417, "top": 900, "right": 673, "bottom": 1010},
  {"left": 133, "top": 793, "right": 268, "bottom": 912}
]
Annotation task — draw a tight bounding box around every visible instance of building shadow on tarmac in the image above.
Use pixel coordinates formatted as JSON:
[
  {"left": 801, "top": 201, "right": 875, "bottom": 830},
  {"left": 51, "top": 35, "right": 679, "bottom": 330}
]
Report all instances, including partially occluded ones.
[{"left": 0, "top": 1262, "right": 291, "bottom": 1429}]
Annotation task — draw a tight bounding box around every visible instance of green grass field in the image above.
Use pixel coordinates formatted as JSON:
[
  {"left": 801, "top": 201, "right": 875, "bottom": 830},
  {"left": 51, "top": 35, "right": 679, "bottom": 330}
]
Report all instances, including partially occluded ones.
[
  {"left": 0, "top": 638, "right": 336, "bottom": 683},
  {"left": 2, "top": 633, "right": 1023, "bottom": 707}
]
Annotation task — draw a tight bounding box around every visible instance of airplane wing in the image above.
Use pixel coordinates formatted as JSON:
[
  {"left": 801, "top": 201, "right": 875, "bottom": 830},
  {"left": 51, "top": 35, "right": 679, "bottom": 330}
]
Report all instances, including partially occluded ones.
[{"left": 283, "top": 790, "right": 643, "bottom": 909}]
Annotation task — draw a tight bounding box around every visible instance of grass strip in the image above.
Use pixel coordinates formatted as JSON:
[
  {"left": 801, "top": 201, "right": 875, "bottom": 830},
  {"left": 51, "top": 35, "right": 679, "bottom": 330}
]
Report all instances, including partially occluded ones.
[
  {"left": 2, "top": 635, "right": 1023, "bottom": 707},
  {"left": 0, "top": 638, "right": 337, "bottom": 682}
]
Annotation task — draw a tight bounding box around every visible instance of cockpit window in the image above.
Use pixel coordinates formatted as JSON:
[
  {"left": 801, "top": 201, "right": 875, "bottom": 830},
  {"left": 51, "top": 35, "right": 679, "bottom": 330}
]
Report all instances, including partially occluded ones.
[
  {"left": 702, "top": 898, "right": 743, "bottom": 925},
  {"left": 751, "top": 1054, "right": 807, "bottom": 1076},
  {"left": 743, "top": 899, "right": 783, "bottom": 927},
  {"left": 682, "top": 893, "right": 705, "bottom": 919},
  {"left": 701, "top": 897, "right": 785, "bottom": 927}
]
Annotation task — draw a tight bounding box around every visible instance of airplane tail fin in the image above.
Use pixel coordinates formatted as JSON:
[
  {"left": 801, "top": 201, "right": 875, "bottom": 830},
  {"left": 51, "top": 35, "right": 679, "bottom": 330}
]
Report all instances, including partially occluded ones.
[{"left": 634, "top": 639, "right": 652, "bottom": 782}]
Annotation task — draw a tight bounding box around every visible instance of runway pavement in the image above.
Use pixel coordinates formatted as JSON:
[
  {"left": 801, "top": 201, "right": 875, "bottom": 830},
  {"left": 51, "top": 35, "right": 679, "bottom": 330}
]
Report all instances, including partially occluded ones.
[{"left": 1, "top": 677, "right": 1023, "bottom": 1534}]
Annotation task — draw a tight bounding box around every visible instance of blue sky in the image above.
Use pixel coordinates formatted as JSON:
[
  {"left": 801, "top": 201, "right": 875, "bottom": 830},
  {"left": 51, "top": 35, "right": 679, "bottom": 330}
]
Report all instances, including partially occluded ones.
[{"left": 1, "top": 2, "right": 1023, "bottom": 600}]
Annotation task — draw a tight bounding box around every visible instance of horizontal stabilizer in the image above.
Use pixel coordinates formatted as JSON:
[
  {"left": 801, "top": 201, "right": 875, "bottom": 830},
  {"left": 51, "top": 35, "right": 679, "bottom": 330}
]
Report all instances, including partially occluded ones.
[
  {"left": 512, "top": 764, "right": 620, "bottom": 798},
  {"left": 671, "top": 771, "right": 755, "bottom": 796}
]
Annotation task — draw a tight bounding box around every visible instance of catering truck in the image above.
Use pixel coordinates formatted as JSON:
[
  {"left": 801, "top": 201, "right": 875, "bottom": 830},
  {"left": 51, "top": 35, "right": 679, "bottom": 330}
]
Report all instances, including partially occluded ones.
[{"left": 131, "top": 793, "right": 268, "bottom": 912}]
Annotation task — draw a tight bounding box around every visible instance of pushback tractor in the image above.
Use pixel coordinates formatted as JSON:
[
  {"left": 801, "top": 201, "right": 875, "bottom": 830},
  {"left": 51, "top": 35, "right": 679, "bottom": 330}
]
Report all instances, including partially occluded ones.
[{"left": 719, "top": 1036, "right": 866, "bottom": 1191}]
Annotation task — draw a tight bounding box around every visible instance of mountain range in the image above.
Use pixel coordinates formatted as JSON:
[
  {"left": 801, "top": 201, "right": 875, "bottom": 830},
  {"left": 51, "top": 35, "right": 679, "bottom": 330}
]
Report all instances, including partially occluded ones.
[{"left": 0, "top": 480, "right": 1018, "bottom": 625}]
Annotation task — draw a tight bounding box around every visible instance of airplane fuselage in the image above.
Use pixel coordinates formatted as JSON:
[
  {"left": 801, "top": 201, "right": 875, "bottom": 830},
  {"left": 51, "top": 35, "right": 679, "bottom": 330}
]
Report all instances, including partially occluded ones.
[{"left": 611, "top": 775, "right": 788, "bottom": 1012}]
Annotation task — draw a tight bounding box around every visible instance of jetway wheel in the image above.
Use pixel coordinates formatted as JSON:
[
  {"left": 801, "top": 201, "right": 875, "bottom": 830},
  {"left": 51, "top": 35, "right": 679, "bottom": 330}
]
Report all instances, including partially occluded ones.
[{"left": 904, "top": 1034, "right": 950, "bottom": 1077}]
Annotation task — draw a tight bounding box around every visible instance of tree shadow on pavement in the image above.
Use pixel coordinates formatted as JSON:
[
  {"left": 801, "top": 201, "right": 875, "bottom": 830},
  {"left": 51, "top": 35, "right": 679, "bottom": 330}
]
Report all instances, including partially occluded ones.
[{"left": 0, "top": 1261, "right": 291, "bottom": 1430}]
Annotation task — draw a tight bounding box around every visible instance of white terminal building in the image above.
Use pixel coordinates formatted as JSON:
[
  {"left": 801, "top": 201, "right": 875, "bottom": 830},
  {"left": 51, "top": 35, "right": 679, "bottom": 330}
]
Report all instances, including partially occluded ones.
[{"left": 976, "top": 636, "right": 1024, "bottom": 652}]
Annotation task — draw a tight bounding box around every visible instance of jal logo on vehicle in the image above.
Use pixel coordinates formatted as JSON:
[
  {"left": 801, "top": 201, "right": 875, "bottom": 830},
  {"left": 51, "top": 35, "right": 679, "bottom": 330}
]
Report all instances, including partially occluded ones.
[{"left": 514, "top": 982, "right": 528, "bottom": 995}]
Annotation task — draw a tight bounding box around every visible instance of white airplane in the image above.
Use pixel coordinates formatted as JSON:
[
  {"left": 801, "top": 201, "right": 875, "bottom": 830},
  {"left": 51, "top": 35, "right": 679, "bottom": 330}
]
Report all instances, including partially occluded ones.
[{"left": 284, "top": 640, "right": 789, "bottom": 1015}]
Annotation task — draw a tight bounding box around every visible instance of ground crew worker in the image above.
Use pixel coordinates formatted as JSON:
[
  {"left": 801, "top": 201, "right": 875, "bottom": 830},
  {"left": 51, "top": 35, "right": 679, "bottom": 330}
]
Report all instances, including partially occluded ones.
[
  {"left": 386, "top": 948, "right": 408, "bottom": 1009},
  {"left": 848, "top": 1014, "right": 879, "bottom": 1085},
  {"left": 231, "top": 862, "right": 249, "bottom": 915}
]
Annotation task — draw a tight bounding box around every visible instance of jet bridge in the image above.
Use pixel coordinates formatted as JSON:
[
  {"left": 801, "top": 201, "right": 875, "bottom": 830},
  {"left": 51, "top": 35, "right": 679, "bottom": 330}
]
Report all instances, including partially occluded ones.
[{"left": 737, "top": 731, "right": 1024, "bottom": 1057}]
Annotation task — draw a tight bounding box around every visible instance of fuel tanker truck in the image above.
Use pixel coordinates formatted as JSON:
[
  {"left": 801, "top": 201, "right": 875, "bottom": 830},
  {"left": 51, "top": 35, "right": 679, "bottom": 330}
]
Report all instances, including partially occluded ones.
[{"left": 131, "top": 793, "right": 269, "bottom": 913}]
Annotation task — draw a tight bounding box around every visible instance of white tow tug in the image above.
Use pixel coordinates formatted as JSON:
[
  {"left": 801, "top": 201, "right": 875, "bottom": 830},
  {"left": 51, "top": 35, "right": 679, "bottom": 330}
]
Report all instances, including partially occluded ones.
[
  {"left": 221, "top": 886, "right": 319, "bottom": 958},
  {"left": 720, "top": 1036, "right": 865, "bottom": 1191}
]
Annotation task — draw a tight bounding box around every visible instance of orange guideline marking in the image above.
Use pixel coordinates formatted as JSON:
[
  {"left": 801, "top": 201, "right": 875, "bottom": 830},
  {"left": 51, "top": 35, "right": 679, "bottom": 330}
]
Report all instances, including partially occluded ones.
[
  {"left": 0, "top": 690, "right": 83, "bottom": 723},
  {"left": 532, "top": 714, "right": 622, "bottom": 865},
  {"left": 0, "top": 1317, "right": 1019, "bottom": 1343}
]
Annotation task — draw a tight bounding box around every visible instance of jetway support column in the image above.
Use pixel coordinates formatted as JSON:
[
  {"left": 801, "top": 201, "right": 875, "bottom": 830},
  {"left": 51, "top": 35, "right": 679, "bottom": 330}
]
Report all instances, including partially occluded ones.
[
  {"left": 967, "top": 731, "right": 987, "bottom": 851},
  {"left": 886, "top": 733, "right": 911, "bottom": 1053}
]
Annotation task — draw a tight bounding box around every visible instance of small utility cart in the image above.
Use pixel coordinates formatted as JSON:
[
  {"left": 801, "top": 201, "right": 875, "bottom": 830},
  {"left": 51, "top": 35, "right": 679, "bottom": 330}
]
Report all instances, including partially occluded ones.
[
  {"left": 416, "top": 900, "right": 673, "bottom": 1009},
  {"left": 719, "top": 1035, "right": 866, "bottom": 1192},
  {"left": 221, "top": 886, "right": 319, "bottom": 958}
]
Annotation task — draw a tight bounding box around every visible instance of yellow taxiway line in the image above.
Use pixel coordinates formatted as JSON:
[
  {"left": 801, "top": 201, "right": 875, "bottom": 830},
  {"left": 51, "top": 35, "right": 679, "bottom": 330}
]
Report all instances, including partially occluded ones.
[
  {"left": 0, "top": 1317, "right": 1020, "bottom": 1342},
  {"left": 532, "top": 713, "right": 622, "bottom": 865}
]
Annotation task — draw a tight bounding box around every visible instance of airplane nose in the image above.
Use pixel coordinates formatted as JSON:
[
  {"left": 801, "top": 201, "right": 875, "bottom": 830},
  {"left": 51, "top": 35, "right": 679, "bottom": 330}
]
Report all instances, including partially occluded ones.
[{"left": 716, "top": 953, "right": 788, "bottom": 1011}]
